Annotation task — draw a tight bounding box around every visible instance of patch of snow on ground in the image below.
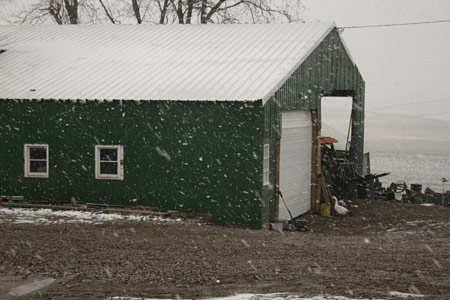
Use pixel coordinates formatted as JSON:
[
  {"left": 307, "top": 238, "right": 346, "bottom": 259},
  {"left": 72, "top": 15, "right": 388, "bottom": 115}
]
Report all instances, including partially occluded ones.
[
  {"left": 108, "top": 294, "right": 385, "bottom": 300},
  {"left": 8, "top": 278, "right": 56, "bottom": 297},
  {"left": 384, "top": 219, "right": 450, "bottom": 236},
  {"left": 388, "top": 291, "right": 424, "bottom": 298},
  {"left": 0, "top": 207, "right": 181, "bottom": 224}
]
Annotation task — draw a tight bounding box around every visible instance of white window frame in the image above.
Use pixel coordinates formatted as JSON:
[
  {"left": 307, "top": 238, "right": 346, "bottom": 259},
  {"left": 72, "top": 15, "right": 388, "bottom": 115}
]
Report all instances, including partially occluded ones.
[
  {"left": 24, "top": 144, "right": 49, "bottom": 178},
  {"left": 263, "top": 143, "right": 270, "bottom": 186},
  {"left": 95, "top": 145, "right": 124, "bottom": 180}
]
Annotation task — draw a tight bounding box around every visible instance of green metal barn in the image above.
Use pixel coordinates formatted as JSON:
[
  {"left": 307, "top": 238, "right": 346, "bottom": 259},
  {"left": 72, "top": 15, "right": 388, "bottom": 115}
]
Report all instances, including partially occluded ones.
[{"left": 0, "top": 23, "right": 364, "bottom": 227}]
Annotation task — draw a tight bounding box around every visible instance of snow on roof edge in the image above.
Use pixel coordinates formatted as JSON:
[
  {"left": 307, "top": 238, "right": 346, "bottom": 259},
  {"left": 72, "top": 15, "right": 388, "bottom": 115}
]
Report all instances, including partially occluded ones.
[
  {"left": 0, "top": 22, "right": 338, "bottom": 104},
  {"left": 0, "top": 97, "right": 263, "bottom": 103},
  {"left": 261, "top": 22, "right": 336, "bottom": 105}
]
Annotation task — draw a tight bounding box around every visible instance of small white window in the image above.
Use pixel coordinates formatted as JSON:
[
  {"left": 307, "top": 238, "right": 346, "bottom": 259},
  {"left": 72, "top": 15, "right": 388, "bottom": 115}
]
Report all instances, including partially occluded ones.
[
  {"left": 95, "top": 145, "right": 124, "bottom": 180},
  {"left": 263, "top": 144, "right": 270, "bottom": 185},
  {"left": 24, "top": 144, "right": 49, "bottom": 178}
]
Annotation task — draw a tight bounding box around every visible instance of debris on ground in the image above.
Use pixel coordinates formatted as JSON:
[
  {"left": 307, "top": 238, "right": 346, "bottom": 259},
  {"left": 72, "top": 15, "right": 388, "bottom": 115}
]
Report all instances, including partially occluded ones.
[
  {"left": 278, "top": 191, "right": 309, "bottom": 231},
  {"left": 367, "top": 181, "right": 450, "bottom": 207},
  {"left": 319, "top": 137, "right": 389, "bottom": 214},
  {"left": 319, "top": 137, "right": 449, "bottom": 209}
]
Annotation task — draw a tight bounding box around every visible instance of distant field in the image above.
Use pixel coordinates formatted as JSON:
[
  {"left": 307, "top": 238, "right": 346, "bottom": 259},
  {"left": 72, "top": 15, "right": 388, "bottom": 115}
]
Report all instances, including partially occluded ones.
[
  {"left": 322, "top": 105, "right": 450, "bottom": 192},
  {"left": 370, "top": 151, "right": 450, "bottom": 192}
]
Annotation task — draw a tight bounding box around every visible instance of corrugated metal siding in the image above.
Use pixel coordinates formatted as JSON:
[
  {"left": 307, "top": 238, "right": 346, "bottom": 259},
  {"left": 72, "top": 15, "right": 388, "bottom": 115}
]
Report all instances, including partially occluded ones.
[
  {"left": 273, "top": 28, "right": 361, "bottom": 112},
  {"left": 350, "top": 70, "right": 365, "bottom": 173},
  {"left": 0, "top": 23, "right": 333, "bottom": 102},
  {"left": 263, "top": 29, "right": 365, "bottom": 221},
  {"left": 0, "top": 99, "right": 265, "bottom": 227},
  {"left": 272, "top": 28, "right": 365, "bottom": 172}
]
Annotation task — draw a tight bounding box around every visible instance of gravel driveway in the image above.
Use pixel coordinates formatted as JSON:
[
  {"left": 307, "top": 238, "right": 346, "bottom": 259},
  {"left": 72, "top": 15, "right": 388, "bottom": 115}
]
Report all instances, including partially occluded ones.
[{"left": 1, "top": 199, "right": 449, "bottom": 300}]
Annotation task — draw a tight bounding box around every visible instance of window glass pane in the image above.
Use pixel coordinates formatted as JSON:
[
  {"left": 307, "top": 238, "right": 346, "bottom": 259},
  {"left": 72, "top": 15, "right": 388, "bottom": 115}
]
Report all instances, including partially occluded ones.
[
  {"left": 100, "top": 148, "right": 118, "bottom": 161},
  {"left": 30, "top": 147, "right": 46, "bottom": 160},
  {"left": 30, "top": 161, "right": 47, "bottom": 173},
  {"left": 100, "top": 162, "right": 118, "bottom": 175}
]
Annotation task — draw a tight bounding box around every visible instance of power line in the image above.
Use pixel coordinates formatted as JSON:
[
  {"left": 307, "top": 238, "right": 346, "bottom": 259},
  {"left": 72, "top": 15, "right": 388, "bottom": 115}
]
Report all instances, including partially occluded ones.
[{"left": 338, "top": 19, "right": 450, "bottom": 32}]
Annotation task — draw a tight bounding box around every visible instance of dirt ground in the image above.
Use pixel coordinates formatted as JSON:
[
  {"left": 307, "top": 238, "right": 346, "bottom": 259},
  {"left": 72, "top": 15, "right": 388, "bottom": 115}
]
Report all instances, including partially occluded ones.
[{"left": 1, "top": 199, "right": 450, "bottom": 300}]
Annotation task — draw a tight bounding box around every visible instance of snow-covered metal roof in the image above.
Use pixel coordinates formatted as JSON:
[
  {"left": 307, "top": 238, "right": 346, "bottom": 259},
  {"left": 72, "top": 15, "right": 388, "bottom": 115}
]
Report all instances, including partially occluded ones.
[{"left": 0, "top": 23, "right": 334, "bottom": 103}]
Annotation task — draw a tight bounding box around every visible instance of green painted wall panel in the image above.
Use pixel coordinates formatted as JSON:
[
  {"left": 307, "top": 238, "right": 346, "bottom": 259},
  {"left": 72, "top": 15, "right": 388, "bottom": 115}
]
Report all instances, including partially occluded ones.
[
  {"left": 0, "top": 99, "right": 265, "bottom": 227},
  {"left": 263, "top": 97, "right": 281, "bottom": 222},
  {"left": 263, "top": 29, "right": 365, "bottom": 222},
  {"left": 270, "top": 28, "right": 365, "bottom": 169}
]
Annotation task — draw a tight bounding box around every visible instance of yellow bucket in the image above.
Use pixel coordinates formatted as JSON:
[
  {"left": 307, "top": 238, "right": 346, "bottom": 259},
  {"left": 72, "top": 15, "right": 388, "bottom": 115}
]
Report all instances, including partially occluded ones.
[{"left": 320, "top": 204, "right": 331, "bottom": 217}]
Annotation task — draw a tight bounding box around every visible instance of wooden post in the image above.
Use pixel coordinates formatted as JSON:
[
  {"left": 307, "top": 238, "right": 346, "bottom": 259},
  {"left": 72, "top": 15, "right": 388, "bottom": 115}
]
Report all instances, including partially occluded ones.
[
  {"left": 275, "top": 139, "right": 281, "bottom": 219},
  {"left": 310, "top": 110, "right": 321, "bottom": 212}
]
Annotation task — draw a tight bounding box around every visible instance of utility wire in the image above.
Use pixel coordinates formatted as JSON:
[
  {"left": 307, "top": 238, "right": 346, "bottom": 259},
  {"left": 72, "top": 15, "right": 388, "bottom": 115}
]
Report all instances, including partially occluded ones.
[{"left": 338, "top": 19, "right": 450, "bottom": 32}]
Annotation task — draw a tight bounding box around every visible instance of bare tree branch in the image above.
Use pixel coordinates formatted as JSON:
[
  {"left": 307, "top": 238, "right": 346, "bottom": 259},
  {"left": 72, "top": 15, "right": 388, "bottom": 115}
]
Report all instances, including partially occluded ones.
[
  {"left": 99, "top": 0, "right": 116, "bottom": 23},
  {"left": 63, "top": 0, "right": 78, "bottom": 24},
  {"left": 175, "top": 0, "right": 184, "bottom": 24},
  {"left": 131, "top": 0, "right": 142, "bottom": 23},
  {"left": 215, "top": 0, "right": 245, "bottom": 12},
  {"left": 186, "top": 0, "right": 194, "bottom": 24},
  {"left": 48, "top": 1, "right": 63, "bottom": 24},
  {"left": 200, "top": 0, "right": 207, "bottom": 23},
  {"left": 3, "top": 0, "right": 303, "bottom": 25},
  {"left": 159, "top": 0, "right": 169, "bottom": 24},
  {"left": 204, "top": 0, "right": 226, "bottom": 22}
]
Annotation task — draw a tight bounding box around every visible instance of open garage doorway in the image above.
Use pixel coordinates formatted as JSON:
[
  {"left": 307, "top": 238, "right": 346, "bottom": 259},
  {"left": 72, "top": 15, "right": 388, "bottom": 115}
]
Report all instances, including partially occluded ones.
[{"left": 321, "top": 96, "right": 353, "bottom": 151}]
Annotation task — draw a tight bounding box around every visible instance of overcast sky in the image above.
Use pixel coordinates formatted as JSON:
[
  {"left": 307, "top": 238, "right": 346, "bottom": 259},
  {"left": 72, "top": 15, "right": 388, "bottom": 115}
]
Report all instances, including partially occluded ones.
[{"left": 301, "top": 0, "right": 450, "bottom": 121}]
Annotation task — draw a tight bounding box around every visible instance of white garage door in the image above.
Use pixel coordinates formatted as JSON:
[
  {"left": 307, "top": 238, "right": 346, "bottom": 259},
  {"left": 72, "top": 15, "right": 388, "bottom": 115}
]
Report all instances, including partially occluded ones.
[{"left": 279, "top": 110, "right": 312, "bottom": 220}]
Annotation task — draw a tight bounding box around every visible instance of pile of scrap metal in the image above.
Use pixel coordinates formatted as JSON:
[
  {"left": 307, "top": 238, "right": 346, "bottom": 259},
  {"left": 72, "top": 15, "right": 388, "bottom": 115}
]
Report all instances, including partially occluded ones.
[
  {"left": 396, "top": 184, "right": 450, "bottom": 207},
  {"left": 366, "top": 180, "right": 450, "bottom": 207},
  {"left": 320, "top": 137, "right": 389, "bottom": 201},
  {"left": 368, "top": 180, "right": 402, "bottom": 200}
]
